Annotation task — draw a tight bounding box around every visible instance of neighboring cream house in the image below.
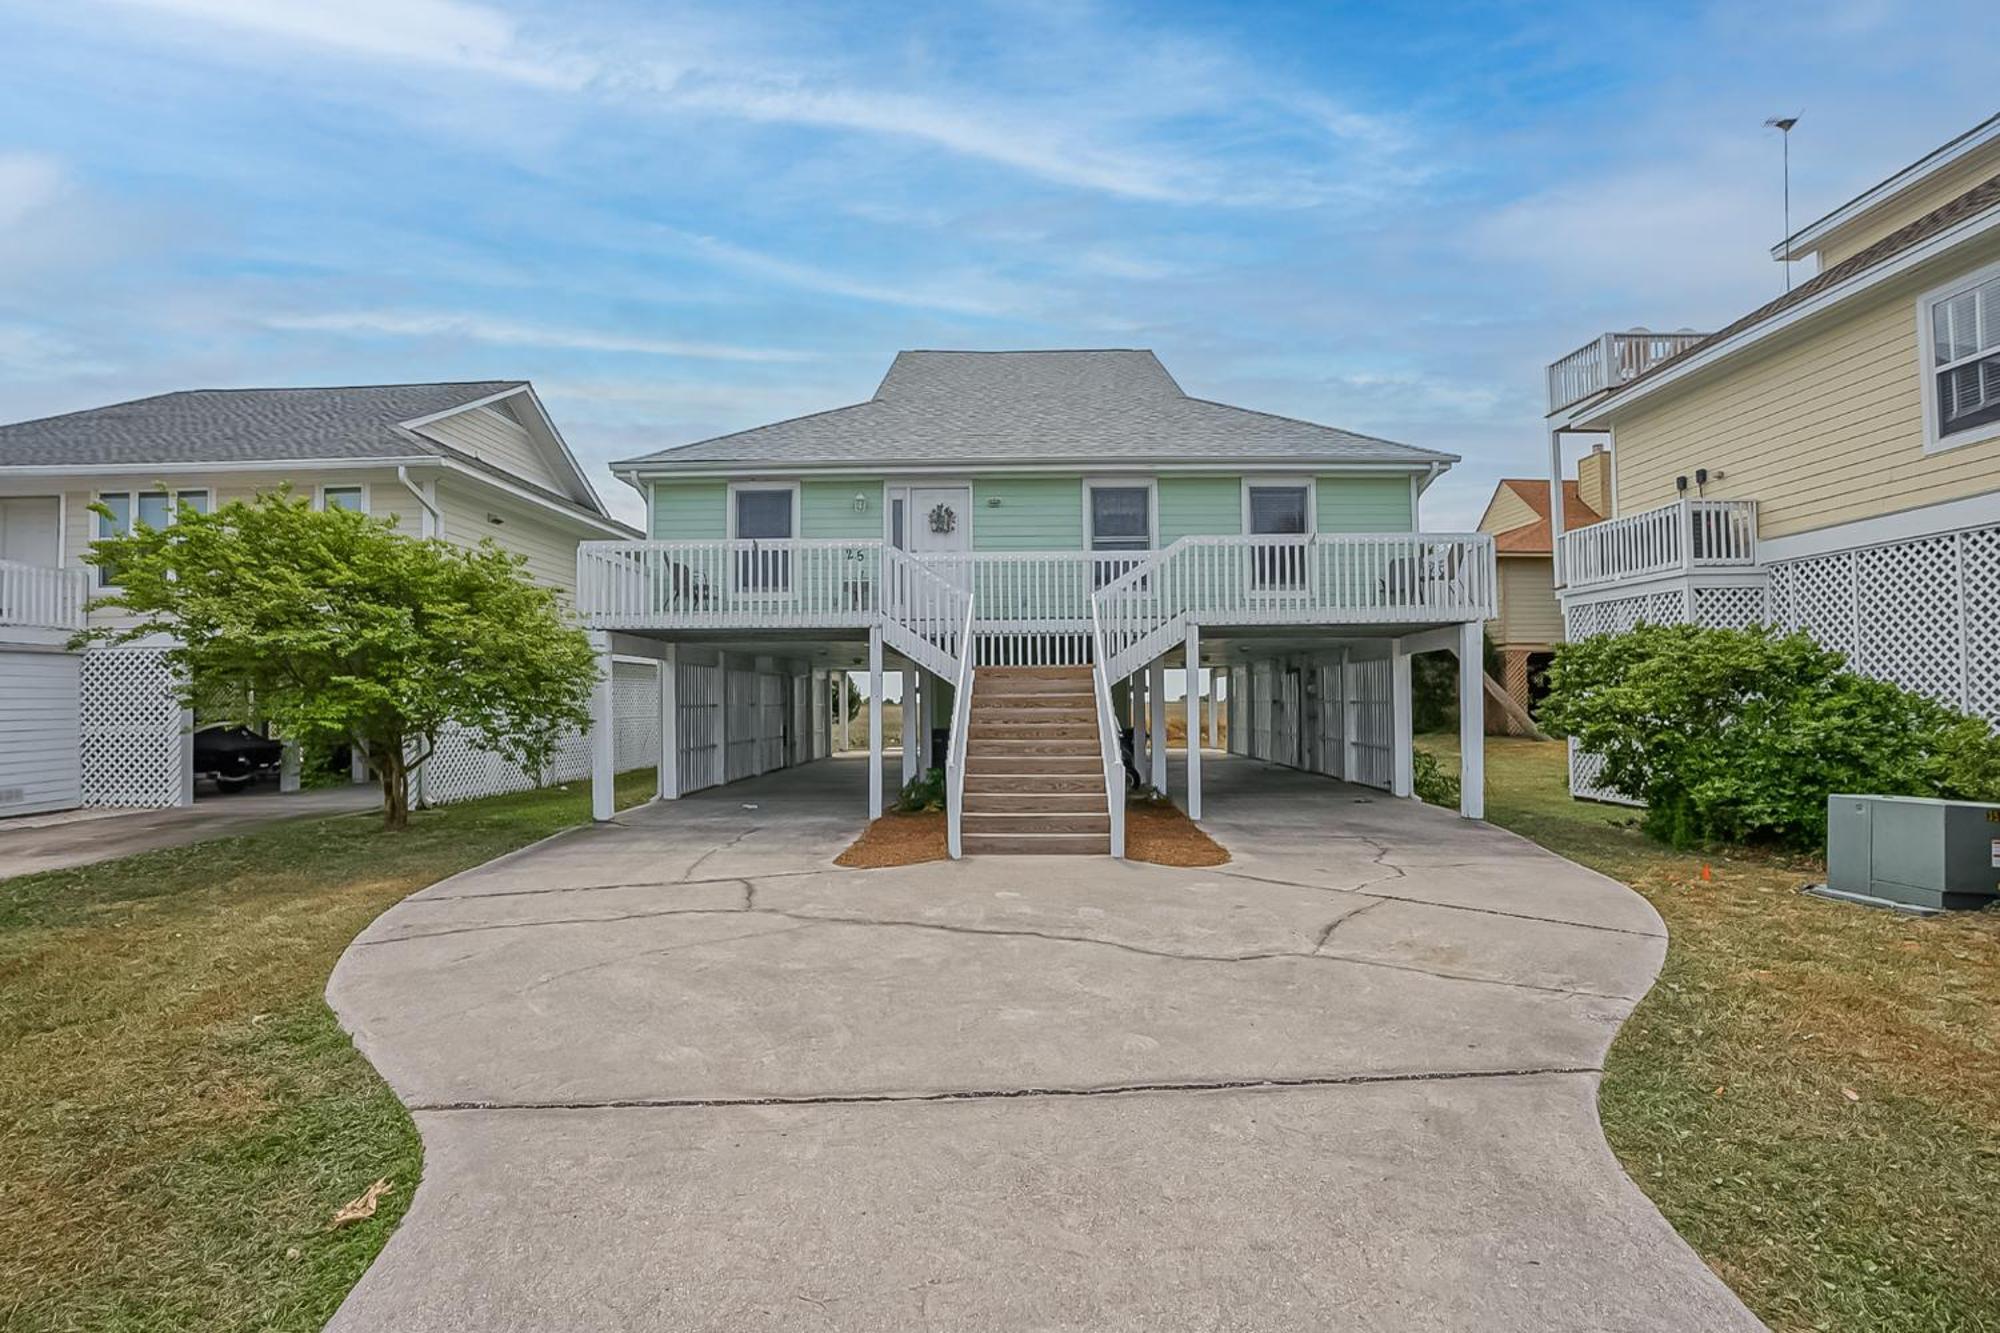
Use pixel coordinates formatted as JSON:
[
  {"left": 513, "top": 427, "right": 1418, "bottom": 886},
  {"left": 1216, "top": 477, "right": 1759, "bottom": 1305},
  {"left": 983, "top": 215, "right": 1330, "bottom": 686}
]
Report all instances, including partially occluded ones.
[
  {"left": 0, "top": 381, "right": 639, "bottom": 816},
  {"left": 1475, "top": 451, "right": 1606, "bottom": 710},
  {"left": 1543, "top": 113, "right": 2000, "bottom": 798}
]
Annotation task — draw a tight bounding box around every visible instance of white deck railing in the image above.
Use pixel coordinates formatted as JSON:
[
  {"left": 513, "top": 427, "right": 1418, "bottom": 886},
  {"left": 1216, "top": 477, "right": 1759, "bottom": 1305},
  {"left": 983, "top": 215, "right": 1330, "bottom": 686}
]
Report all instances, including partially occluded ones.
[
  {"left": 1089, "top": 604, "right": 1127, "bottom": 858},
  {"left": 1092, "top": 533, "right": 1497, "bottom": 683},
  {"left": 1556, "top": 499, "right": 1758, "bottom": 591},
  {"left": 944, "top": 596, "right": 977, "bottom": 860},
  {"left": 1546, "top": 330, "right": 1709, "bottom": 414},
  {"left": 0, "top": 559, "right": 89, "bottom": 632}
]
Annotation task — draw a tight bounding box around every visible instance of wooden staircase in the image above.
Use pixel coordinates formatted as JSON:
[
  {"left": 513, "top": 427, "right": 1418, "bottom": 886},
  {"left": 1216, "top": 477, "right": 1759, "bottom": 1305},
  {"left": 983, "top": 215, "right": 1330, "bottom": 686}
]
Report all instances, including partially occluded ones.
[{"left": 960, "top": 665, "right": 1112, "bottom": 855}]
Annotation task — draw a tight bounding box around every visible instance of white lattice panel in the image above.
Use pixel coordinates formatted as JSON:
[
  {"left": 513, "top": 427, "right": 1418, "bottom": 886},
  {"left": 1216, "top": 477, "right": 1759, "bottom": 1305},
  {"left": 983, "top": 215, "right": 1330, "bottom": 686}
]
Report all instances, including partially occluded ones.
[
  {"left": 612, "top": 659, "right": 661, "bottom": 775},
  {"left": 1691, "top": 585, "right": 1768, "bottom": 629},
  {"left": 80, "top": 647, "right": 185, "bottom": 808},
  {"left": 1567, "top": 740, "right": 1640, "bottom": 806},
  {"left": 1767, "top": 552, "right": 1855, "bottom": 657},
  {"left": 1855, "top": 536, "right": 1963, "bottom": 706},
  {"left": 1563, "top": 588, "right": 1688, "bottom": 641},
  {"left": 421, "top": 723, "right": 591, "bottom": 807},
  {"left": 1963, "top": 526, "right": 2000, "bottom": 720}
]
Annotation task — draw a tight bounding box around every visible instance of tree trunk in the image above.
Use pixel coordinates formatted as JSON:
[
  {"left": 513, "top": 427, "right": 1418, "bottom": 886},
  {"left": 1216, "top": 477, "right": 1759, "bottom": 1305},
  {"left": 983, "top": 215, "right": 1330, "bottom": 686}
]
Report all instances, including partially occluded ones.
[{"left": 378, "top": 743, "right": 410, "bottom": 831}]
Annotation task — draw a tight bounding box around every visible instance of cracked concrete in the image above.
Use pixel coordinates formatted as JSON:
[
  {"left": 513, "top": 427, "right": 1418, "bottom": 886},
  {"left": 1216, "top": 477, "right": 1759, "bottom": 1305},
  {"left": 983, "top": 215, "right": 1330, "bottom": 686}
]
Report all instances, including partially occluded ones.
[{"left": 325, "top": 754, "right": 1762, "bottom": 1332}]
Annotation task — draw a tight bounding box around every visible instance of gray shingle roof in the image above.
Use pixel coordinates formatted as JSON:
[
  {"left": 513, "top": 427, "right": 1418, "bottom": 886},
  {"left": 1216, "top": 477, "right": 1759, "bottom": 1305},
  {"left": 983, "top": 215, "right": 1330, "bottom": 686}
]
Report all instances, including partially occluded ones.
[
  {"left": 0, "top": 382, "right": 525, "bottom": 467},
  {"left": 616, "top": 351, "right": 1455, "bottom": 470}
]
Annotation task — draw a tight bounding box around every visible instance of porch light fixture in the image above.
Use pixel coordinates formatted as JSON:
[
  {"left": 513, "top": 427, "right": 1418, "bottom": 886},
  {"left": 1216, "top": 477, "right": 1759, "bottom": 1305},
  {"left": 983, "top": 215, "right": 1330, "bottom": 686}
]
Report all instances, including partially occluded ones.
[{"left": 853, "top": 492, "right": 868, "bottom": 512}]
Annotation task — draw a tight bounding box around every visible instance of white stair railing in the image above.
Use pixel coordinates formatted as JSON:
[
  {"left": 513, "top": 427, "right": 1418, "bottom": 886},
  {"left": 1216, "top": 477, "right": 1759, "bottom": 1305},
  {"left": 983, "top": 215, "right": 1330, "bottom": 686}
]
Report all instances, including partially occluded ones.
[
  {"left": 1089, "top": 602, "right": 1127, "bottom": 858},
  {"left": 879, "top": 546, "right": 970, "bottom": 679},
  {"left": 945, "top": 595, "right": 977, "bottom": 859}
]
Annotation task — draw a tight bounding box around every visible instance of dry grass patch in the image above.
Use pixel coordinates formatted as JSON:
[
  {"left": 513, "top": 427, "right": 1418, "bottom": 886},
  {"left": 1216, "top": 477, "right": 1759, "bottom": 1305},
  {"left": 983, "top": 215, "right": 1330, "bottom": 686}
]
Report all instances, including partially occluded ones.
[
  {"left": 835, "top": 810, "right": 949, "bottom": 867},
  {"left": 1425, "top": 733, "right": 2000, "bottom": 1333},
  {"left": 1126, "top": 797, "right": 1230, "bottom": 867},
  {"left": 0, "top": 769, "right": 658, "bottom": 1332}
]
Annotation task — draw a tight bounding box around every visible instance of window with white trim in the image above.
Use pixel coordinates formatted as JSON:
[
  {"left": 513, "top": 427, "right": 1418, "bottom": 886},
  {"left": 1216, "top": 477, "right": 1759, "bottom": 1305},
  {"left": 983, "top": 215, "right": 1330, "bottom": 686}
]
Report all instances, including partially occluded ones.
[
  {"left": 319, "top": 484, "right": 368, "bottom": 513},
  {"left": 1086, "top": 483, "right": 1151, "bottom": 586},
  {"left": 95, "top": 488, "right": 210, "bottom": 586},
  {"left": 730, "top": 484, "right": 795, "bottom": 591},
  {"left": 1925, "top": 267, "right": 2000, "bottom": 447}
]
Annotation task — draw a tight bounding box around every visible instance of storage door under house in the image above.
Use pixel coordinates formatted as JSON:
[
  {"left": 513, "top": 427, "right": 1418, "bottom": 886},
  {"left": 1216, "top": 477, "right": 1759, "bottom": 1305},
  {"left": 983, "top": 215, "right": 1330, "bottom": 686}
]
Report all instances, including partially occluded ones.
[{"left": 0, "top": 648, "right": 82, "bottom": 816}]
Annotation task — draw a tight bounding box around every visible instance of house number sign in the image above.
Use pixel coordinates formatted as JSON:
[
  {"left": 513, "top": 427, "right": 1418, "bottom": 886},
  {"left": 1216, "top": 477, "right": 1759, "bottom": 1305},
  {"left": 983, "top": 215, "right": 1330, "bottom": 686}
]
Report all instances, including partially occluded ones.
[{"left": 928, "top": 503, "right": 957, "bottom": 535}]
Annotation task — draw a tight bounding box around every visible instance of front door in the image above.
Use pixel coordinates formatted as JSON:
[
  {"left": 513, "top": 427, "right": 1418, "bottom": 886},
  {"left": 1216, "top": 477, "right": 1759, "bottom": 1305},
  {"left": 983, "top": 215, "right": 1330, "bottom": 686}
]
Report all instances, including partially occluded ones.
[{"left": 907, "top": 486, "right": 972, "bottom": 600}]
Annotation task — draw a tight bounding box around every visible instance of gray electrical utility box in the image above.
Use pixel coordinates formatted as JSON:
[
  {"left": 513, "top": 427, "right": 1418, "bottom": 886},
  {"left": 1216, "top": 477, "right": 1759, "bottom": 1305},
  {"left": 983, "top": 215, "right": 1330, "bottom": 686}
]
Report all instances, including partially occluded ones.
[{"left": 1825, "top": 794, "right": 2000, "bottom": 912}]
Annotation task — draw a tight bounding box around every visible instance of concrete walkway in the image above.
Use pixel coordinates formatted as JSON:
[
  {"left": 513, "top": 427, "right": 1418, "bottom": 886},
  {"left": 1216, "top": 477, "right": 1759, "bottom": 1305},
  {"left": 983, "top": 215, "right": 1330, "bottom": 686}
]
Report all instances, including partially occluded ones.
[
  {"left": 0, "top": 783, "right": 380, "bottom": 880},
  {"left": 326, "top": 755, "right": 1762, "bottom": 1332}
]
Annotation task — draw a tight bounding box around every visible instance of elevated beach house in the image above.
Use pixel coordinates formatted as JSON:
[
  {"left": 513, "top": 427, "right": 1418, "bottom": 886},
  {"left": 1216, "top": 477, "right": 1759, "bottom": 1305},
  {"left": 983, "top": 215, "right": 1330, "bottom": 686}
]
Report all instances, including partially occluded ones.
[
  {"left": 578, "top": 349, "right": 1496, "bottom": 855},
  {"left": 1540, "top": 113, "right": 2000, "bottom": 800}
]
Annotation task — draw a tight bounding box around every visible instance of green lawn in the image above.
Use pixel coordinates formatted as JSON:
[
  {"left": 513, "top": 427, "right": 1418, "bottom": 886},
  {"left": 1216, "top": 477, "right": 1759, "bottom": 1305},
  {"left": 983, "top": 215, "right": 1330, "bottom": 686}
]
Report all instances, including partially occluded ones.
[
  {"left": 0, "top": 769, "right": 658, "bottom": 1332},
  {"left": 1420, "top": 735, "right": 2000, "bottom": 1333}
]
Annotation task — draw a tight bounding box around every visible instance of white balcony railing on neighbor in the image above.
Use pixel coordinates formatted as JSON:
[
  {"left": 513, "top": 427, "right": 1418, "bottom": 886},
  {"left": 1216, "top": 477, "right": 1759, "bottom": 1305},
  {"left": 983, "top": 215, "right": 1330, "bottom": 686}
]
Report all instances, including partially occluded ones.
[
  {"left": 1555, "top": 499, "right": 1758, "bottom": 591},
  {"left": 0, "top": 559, "right": 89, "bottom": 632},
  {"left": 1546, "top": 330, "right": 1709, "bottom": 415}
]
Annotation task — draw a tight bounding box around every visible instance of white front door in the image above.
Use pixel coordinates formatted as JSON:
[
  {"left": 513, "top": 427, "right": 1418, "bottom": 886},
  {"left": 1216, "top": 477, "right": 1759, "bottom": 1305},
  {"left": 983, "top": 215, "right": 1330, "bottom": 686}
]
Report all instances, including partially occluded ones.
[{"left": 907, "top": 487, "right": 971, "bottom": 557}]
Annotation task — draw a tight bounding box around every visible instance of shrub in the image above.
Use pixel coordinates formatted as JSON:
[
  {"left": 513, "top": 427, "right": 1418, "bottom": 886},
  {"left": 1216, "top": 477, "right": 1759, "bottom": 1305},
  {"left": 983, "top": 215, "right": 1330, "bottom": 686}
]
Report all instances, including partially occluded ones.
[
  {"left": 895, "top": 767, "right": 946, "bottom": 813},
  {"left": 1539, "top": 623, "right": 2000, "bottom": 849},
  {"left": 1412, "top": 748, "right": 1460, "bottom": 808}
]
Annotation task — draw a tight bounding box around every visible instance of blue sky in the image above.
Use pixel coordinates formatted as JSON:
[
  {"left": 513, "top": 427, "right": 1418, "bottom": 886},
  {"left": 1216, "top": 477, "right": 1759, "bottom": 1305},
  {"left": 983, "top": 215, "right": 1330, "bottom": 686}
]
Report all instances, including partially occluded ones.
[{"left": 1, "top": 0, "right": 1994, "bottom": 527}]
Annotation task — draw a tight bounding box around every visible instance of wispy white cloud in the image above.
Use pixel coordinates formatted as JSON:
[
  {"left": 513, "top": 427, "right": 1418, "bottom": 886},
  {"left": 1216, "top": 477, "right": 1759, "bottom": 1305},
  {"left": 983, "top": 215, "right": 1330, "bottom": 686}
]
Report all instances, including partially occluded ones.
[
  {"left": 264, "top": 310, "right": 815, "bottom": 363},
  {"left": 665, "top": 230, "right": 1036, "bottom": 317},
  {"left": 0, "top": 152, "right": 67, "bottom": 229},
  {"left": 98, "top": 0, "right": 590, "bottom": 88}
]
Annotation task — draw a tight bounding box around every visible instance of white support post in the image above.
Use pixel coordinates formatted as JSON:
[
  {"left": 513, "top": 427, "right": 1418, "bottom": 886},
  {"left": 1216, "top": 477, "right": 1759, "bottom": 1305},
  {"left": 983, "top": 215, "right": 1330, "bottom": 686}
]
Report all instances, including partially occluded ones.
[
  {"left": 838, "top": 670, "right": 850, "bottom": 754},
  {"left": 279, "top": 739, "right": 301, "bottom": 794},
  {"left": 1390, "top": 641, "right": 1413, "bottom": 799},
  {"left": 1457, "top": 620, "right": 1485, "bottom": 820},
  {"left": 1206, "top": 669, "right": 1220, "bottom": 749},
  {"left": 659, "top": 643, "right": 680, "bottom": 800},
  {"left": 901, "top": 669, "right": 918, "bottom": 784},
  {"left": 1184, "top": 625, "right": 1202, "bottom": 820},
  {"left": 1131, "top": 672, "right": 1148, "bottom": 775},
  {"left": 1148, "top": 658, "right": 1168, "bottom": 793},
  {"left": 917, "top": 670, "right": 933, "bottom": 771},
  {"left": 867, "top": 628, "right": 884, "bottom": 820},
  {"left": 1547, "top": 425, "right": 1567, "bottom": 588},
  {"left": 177, "top": 704, "right": 196, "bottom": 807},
  {"left": 589, "top": 630, "right": 615, "bottom": 822}
]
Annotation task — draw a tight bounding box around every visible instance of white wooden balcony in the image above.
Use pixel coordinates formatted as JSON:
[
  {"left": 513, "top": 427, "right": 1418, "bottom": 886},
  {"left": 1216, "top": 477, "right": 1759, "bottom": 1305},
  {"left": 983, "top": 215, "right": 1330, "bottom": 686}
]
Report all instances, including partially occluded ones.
[
  {"left": 0, "top": 559, "right": 89, "bottom": 633},
  {"left": 577, "top": 534, "right": 1496, "bottom": 645},
  {"left": 1555, "top": 499, "right": 1759, "bottom": 591},
  {"left": 1547, "top": 330, "right": 1709, "bottom": 415}
]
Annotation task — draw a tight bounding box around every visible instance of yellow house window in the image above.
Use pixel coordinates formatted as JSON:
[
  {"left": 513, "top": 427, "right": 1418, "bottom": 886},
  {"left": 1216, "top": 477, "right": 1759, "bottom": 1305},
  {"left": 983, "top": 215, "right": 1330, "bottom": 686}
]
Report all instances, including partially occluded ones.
[{"left": 1922, "top": 264, "right": 2000, "bottom": 452}]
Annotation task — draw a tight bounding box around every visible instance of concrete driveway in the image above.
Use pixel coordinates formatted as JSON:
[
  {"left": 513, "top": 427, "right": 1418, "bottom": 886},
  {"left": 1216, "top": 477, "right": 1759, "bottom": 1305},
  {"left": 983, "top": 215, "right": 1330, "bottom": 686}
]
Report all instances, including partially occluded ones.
[
  {"left": 326, "top": 756, "right": 1761, "bottom": 1331},
  {"left": 0, "top": 783, "right": 379, "bottom": 880}
]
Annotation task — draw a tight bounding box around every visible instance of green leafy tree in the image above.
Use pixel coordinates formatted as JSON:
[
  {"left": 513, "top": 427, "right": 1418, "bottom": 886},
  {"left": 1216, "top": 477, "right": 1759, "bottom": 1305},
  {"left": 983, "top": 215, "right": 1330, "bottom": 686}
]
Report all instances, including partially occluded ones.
[
  {"left": 1539, "top": 622, "right": 2000, "bottom": 848},
  {"left": 78, "top": 488, "right": 598, "bottom": 829}
]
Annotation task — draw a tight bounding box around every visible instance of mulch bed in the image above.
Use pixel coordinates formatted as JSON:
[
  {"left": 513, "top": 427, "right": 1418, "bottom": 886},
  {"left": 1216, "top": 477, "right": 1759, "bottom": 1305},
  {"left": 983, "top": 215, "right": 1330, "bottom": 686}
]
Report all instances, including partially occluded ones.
[
  {"left": 1125, "top": 798, "right": 1231, "bottom": 866},
  {"left": 834, "top": 810, "right": 948, "bottom": 867}
]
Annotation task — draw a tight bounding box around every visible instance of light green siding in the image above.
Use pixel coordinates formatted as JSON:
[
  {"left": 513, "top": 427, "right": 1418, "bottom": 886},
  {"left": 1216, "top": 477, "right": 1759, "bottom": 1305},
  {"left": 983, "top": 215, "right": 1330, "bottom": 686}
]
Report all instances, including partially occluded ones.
[
  {"left": 647, "top": 471, "right": 1418, "bottom": 543},
  {"left": 971, "top": 476, "right": 1083, "bottom": 550},
  {"left": 1157, "top": 476, "right": 1241, "bottom": 544},
  {"left": 650, "top": 480, "right": 726, "bottom": 539},
  {"left": 1317, "top": 476, "right": 1414, "bottom": 532},
  {"left": 801, "top": 479, "right": 883, "bottom": 539}
]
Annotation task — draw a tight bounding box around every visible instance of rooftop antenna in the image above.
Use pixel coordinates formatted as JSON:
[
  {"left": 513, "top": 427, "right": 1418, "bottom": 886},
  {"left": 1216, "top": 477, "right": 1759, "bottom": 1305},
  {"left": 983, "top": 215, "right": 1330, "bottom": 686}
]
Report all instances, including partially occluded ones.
[{"left": 1766, "top": 114, "right": 1800, "bottom": 292}]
